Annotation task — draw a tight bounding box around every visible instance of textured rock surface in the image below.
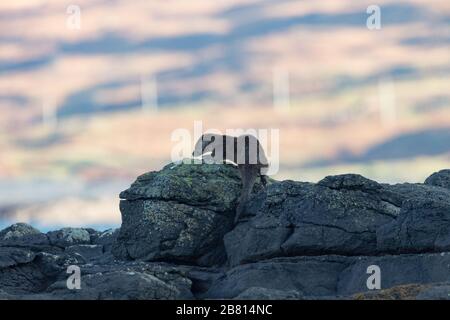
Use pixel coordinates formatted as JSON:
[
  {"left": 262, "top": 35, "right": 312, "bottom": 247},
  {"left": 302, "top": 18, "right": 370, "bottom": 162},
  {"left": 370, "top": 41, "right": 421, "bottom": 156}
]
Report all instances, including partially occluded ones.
[
  {"left": 1, "top": 165, "right": 450, "bottom": 300},
  {"left": 0, "top": 223, "right": 192, "bottom": 299},
  {"left": 234, "top": 287, "right": 304, "bottom": 300},
  {"left": 0, "top": 223, "right": 50, "bottom": 249},
  {"left": 112, "top": 162, "right": 246, "bottom": 266},
  {"left": 337, "top": 252, "right": 450, "bottom": 295},
  {"left": 224, "top": 175, "right": 396, "bottom": 265},
  {"left": 353, "top": 283, "right": 450, "bottom": 300},
  {"left": 377, "top": 197, "right": 450, "bottom": 253},
  {"left": 47, "top": 228, "right": 91, "bottom": 248},
  {"left": 204, "top": 256, "right": 349, "bottom": 299},
  {"left": 225, "top": 174, "right": 450, "bottom": 266},
  {"left": 425, "top": 169, "right": 450, "bottom": 190}
]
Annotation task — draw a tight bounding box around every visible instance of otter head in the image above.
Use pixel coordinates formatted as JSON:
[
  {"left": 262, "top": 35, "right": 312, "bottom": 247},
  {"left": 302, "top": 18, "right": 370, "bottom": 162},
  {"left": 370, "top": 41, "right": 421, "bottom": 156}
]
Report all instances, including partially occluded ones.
[{"left": 192, "top": 133, "right": 220, "bottom": 157}]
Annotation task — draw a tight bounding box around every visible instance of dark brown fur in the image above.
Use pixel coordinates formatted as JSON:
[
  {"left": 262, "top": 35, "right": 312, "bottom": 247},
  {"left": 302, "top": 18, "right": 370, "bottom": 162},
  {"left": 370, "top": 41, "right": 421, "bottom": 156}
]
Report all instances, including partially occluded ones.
[{"left": 192, "top": 133, "right": 269, "bottom": 224}]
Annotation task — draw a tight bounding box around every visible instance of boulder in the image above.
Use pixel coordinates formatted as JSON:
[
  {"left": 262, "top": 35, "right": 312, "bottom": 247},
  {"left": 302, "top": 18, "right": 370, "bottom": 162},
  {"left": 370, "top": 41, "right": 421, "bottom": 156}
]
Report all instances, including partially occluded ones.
[
  {"left": 425, "top": 169, "right": 450, "bottom": 190},
  {"left": 0, "top": 247, "right": 47, "bottom": 295},
  {"left": 337, "top": 252, "right": 450, "bottom": 295},
  {"left": 204, "top": 252, "right": 450, "bottom": 299},
  {"left": 377, "top": 196, "right": 450, "bottom": 253},
  {"left": 224, "top": 175, "right": 399, "bottom": 266},
  {"left": 93, "top": 228, "right": 119, "bottom": 252},
  {"left": 112, "top": 162, "right": 244, "bottom": 266},
  {"left": 43, "top": 271, "right": 189, "bottom": 300},
  {"left": 65, "top": 245, "right": 104, "bottom": 262},
  {"left": 0, "top": 247, "right": 35, "bottom": 268},
  {"left": 204, "top": 256, "right": 349, "bottom": 299},
  {"left": 47, "top": 228, "right": 91, "bottom": 248},
  {"left": 0, "top": 223, "right": 49, "bottom": 248}
]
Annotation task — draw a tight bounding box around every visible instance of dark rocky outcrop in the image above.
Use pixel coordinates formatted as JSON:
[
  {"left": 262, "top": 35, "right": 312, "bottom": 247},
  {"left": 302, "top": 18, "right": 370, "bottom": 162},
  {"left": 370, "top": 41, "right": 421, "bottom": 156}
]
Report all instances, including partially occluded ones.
[
  {"left": 0, "top": 223, "right": 191, "bottom": 299},
  {"left": 1, "top": 163, "right": 450, "bottom": 300},
  {"left": 112, "top": 162, "right": 246, "bottom": 266},
  {"left": 224, "top": 175, "right": 398, "bottom": 266},
  {"left": 425, "top": 169, "right": 450, "bottom": 190}
]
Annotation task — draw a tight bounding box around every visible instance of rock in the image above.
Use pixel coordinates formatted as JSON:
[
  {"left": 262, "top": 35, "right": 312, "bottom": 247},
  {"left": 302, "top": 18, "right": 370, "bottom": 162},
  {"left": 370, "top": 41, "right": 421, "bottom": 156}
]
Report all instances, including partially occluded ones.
[
  {"left": 0, "top": 223, "right": 49, "bottom": 248},
  {"left": 234, "top": 287, "right": 304, "bottom": 300},
  {"left": 118, "top": 161, "right": 242, "bottom": 212},
  {"left": 180, "top": 266, "right": 224, "bottom": 298},
  {"left": 205, "top": 251, "right": 450, "bottom": 299},
  {"left": 33, "top": 252, "right": 78, "bottom": 277},
  {"left": 65, "top": 245, "right": 104, "bottom": 261},
  {"left": 93, "top": 229, "right": 119, "bottom": 252},
  {"left": 416, "top": 283, "right": 450, "bottom": 300},
  {"left": 337, "top": 252, "right": 450, "bottom": 295},
  {"left": 0, "top": 247, "right": 35, "bottom": 268},
  {"left": 2, "top": 165, "right": 450, "bottom": 300},
  {"left": 47, "top": 228, "right": 91, "bottom": 248},
  {"left": 112, "top": 162, "right": 244, "bottom": 266},
  {"left": 224, "top": 175, "right": 398, "bottom": 266},
  {"left": 353, "top": 284, "right": 428, "bottom": 300},
  {"left": 353, "top": 283, "right": 450, "bottom": 300},
  {"left": 44, "top": 271, "right": 188, "bottom": 300},
  {"left": 204, "top": 256, "right": 349, "bottom": 299},
  {"left": 425, "top": 169, "right": 450, "bottom": 190},
  {"left": 377, "top": 196, "right": 450, "bottom": 253},
  {"left": 0, "top": 247, "right": 47, "bottom": 295}
]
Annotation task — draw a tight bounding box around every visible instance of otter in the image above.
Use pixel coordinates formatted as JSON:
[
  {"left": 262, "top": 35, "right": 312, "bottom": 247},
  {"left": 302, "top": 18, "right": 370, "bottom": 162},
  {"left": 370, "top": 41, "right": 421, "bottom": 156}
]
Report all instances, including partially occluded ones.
[{"left": 192, "top": 133, "right": 269, "bottom": 223}]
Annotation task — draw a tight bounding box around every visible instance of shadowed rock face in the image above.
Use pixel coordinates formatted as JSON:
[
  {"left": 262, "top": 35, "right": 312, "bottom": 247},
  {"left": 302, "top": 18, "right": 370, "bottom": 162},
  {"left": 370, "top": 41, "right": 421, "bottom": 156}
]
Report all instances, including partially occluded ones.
[
  {"left": 224, "top": 173, "right": 450, "bottom": 266},
  {"left": 225, "top": 175, "right": 398, "bottom": 266},
  {"left": 1, "top": 164, "right": 450, "bottom": 300}
]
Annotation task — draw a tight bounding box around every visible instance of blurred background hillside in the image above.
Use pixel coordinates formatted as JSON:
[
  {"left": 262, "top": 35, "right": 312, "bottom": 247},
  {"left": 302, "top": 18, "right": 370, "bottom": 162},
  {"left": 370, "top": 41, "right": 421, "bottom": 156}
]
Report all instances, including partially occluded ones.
[{"left": 0, "top": 0, "right": 449, "bottom": 230}]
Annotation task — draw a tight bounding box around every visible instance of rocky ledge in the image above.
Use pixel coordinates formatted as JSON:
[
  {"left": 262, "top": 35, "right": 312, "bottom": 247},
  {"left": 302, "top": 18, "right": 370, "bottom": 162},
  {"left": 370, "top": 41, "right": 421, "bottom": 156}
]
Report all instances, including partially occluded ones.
[{"left": 1, "top": 164, "right": 450, "bottom": 300}]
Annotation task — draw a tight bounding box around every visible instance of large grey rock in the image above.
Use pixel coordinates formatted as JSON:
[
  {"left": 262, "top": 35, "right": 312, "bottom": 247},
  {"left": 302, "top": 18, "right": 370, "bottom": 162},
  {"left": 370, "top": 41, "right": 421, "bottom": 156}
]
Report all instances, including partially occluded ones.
[
  {"left": 377, "top": 196, "right": 450, "bottom": 253},
  {"left": 337, "top": 252, "right": 450, "bottom": 295},
  {"left": 0, "top": 247, "right": 35, "bottom": 268},
  {"left": 65, "top": 245, "right": 104, "bottom": 262},
  {"left": 93, "top": 229, "right": 119, "bottom": 253},
  {"left": 112, "top": 162, "right": 244, "bottom": 266},
  {"left": 0, "top": 223, "right": 49, "bottom": 248},
  {"left": 204, "top": 256, "right": 349, "bottom": 299},
  {"left": 224, "top": 175, "right": 399, "bottom": 266},
  {"left": 205, "top": 252, "right": 450, "bottom": 299},
  {"left": 44, "top": 271, "right": 188, "bottom": 300},
  {"left": 425, "top": 169, "right": 450, "bottom": 190},
  {"left": 47, "top": 228, "right": 91, "bottom": 248},
  {"left": 0, "top": 247, "right": 47, "bottom": 295}
]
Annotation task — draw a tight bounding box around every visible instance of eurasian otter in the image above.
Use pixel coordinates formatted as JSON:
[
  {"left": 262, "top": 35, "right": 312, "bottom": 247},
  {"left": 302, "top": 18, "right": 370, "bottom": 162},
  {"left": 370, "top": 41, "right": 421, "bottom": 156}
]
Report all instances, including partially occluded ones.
[{"left": 192, "top": 133, "right": 269, "bottom": 223}]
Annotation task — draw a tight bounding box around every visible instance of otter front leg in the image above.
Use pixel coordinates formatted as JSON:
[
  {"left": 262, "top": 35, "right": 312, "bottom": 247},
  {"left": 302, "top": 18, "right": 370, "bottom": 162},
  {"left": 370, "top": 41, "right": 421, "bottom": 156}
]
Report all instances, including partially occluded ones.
[
  {"left": 260, "top": 174, "right": 269, "bottom": 188},
  {"left": 235, "top": 165, "right": 259, "bottom": 224}
]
